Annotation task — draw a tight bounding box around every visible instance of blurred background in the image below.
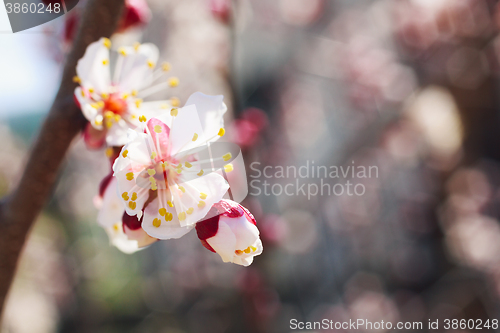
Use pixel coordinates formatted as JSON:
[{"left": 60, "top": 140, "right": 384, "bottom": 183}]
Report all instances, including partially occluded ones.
[{"left": 3, "top": 0, "right": 500, "bottom": 332}]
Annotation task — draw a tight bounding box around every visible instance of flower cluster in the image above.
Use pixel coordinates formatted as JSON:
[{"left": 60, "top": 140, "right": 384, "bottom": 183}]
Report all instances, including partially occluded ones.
[{"left": 75, "top": 38, "right": 262, "bottom": 266}]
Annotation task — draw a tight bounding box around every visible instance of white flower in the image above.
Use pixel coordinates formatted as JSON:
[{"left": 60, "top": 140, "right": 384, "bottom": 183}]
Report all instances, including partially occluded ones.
[
  {"left": 195, "top": 200, "right": 263, "bottom": 266},
  {"left": 112, "top": 92, "right": 230, "bottom": 240},
  {"left": 97, "top": 176, "right": 157, "bottom": 253},
  {"left": 74, "top": 37, "right": 180, "bottom": 147}
]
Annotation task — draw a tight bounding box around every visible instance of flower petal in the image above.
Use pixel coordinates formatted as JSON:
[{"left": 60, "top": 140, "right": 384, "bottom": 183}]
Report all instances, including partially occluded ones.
[
  {"left": 206, "top": 219, "right": 237, "bottom": 263},
  {"left": 169, "top": 104, "right": 207, "bottom": 155},
  {"left": 116, "top": 43, "right": 159, "bottom": 92},
  {"left": 184, "top": 92, "right": 227, "bottom": 140},
  {"left": 76, "top": 38, "right": 111, "bottom": 92},
  {"left": 97, "top": 178, "right": 125, "bottom": 228}
]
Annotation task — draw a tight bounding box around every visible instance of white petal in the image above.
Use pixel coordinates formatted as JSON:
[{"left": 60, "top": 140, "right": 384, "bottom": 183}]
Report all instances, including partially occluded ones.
[
  {"left": 169, "top": 104, "right": 208, "bottom": 155},
  {"left": 76, "top": 38, "right": 111, "bottom": 92},
  {"left": 128, "top": 100, "right": 173, "bottom": 127},
  {"left": 206, "top": 220, "right": 237, "bottom": 263},
  {"left": 97, "top": 178, "right": 124, "bottom": 228},
  {"left": 185, "top": 92, "right": 227, "bottom": 140},
  {"left": 105, "top": 224, "right": 140, "bottom": 254},
  {"left": 105, "top": 120, "right": 130, "bottom": 146},
  {"left": 232, "top": 239, "right": 263, "bottom": 266},
  {"left": 116, "top": 43, "right": 159, "bottom": 92},
  {"left": 123, "top": 224, "right": 158, "bottom": 248},
  {"left": 141, "top": 194, "right": 194, "bottom": 239},
  {"left": 220, "top": 214, "right": 259, "bottom": 251}
]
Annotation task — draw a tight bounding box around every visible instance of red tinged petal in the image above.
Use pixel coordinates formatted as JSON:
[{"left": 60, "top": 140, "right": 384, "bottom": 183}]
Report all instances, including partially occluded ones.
[
  {"left": 122, "top": 211, "right": 143, "bottom": 230},
  {"left": 195, "top": 207, "right": 220, "bottom": 241},
  {"left": 117, "top": 0, "right": 151, "bottom": 32},
  {"left": 200, "top": 239, "right": 216, "bottom": 253},
  {"left": 146, "top": 118, "right": 170, "bottom": 157},
  {"left": 83, "top": 123, "right": 106, "bottom": 149},
  {"left": 98, "top": 172, "right": 113, "bottom": 198},
  {"left": 217, "top": 199, "right": 244, "bottom": 218}
]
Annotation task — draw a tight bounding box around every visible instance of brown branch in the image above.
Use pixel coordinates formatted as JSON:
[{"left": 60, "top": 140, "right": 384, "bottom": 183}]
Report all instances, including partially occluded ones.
[{"left": 0, "top": 0, "right": 126, "bottom": 319}]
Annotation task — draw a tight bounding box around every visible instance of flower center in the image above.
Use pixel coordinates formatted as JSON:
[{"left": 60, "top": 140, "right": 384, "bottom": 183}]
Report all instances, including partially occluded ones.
[{"left": 103, "top": 93, "right": 128, "bottom": 115}]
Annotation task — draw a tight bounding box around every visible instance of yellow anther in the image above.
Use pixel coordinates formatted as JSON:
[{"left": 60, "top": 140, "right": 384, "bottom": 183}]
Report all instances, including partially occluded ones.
[
  {"left": 101, "top": 92, "right": 109, "bottom": 99},
  {"left": 165, "top": 212, "right": 173, "bottom": 221},
  {"left": 131, "top": 192, "right": 137, "bottom": 201},
  {"left": 148, "top": 169, "right": 156, "bottom": 176},
  {"left": 147, "top": 60, "right": 155, "bottom": 68},
  {"left": 151, "top": 151, "right": 157, "bottom": 159},
  {"left": 104, "top": 111, "right": 114, "bottom": 119},
  {"left": 223, "top": 153, "right": 232, "bottom": 162},
  {"left": 114, "top": 114, "right": 121, "bottom": 122},
  {"left": 139, "top": 115, "right": 147, "bottom": 122},
  {"left": 94, "top": 119, "right": 103, "bottom": 126},
  {"left": 88, "top": 88, "right": 94, "bottom": 94},
  {"left": 122, "top": 93, "right": 129, "bottom": 99},
  {"left": 224, "top": 164, "right": 233, "bottom": 172},
  {"left": 122, "top": 192, "right": 129, "bottom": 200},
  {"left": 105, "top": 147, "right": 113, "bottom": 158},
  {"left": 105, "top": 120, "right": 113, "bottom": 129},
  {"left": 179, "top": 186, "right": 185, "bottom": 193},
  {"left": 192, "top": 133, "right": 198, "bottom": 141},
  {"left": 133, "top": 42, "right": 140, "bottom": 51},
  {"left": 126, "top": 172, "right": 134, "bottom": 181},
  {"left": 218, "top": 128, "right": 225, "bottom": 137},
  {"left": 184, "top": 162, "right": 192, "bottom": 168},
  {"left": 131, "top": 89, "right": 138, "bottom": 96},
  {"left": 151, "top": 185, "right": 157, "bottom": 191},
  {"left": 178, "top": 212, "right": 186, "bottom": 221},
  {"left": 122, "top": 149, "right": 129, "bottom": 157},
  {"left": 186, "top": 207, "right": 194, "bottom": 215},
  {"left": 97, "top": 101, "right": 105, "bottom": 108},
  {"left": 72, "top": 76, "right": 81, "bottom": 83},
  {"left": 103, "top": 38, "right": 111, "bottom": 49},
  {"left": 153, "top": 218, "right": 161, "bottom": 228},
  {"left": 162, "top": 62, "right": 171, "bottom": 71},
  {"left": 154, "top": 125, "right": 162, "bottom": 133},
  {"left": 80, "top": 90, "right": 85, "bottom": 97},
  {"left": 131, "top": 114, "right": 137, "bottom": 119},
  {"left": 118, "top": 47, "right": 127, "bottom": 56},
  {"left": 250, "top": 246, "right": 257, "bottom": 252},
  {"left": 170, "top": 108, "right": 178, "bottom": 117},
  {"left": 159, "top": 208, "right": 166, "bottom": 216},
  {"left": 167, "top": 200, "right": 174, "bottom": 207},
  {"left": 200, "top": 192, "right": 207, "bottom": 200},
  {"left": 129, "top": 201, "right": 137, "bottom": 210},
  {"left": 102, "top": 59, "right": 109, "bottom": 66},
  {"left": 168, "top": 77, "right": 179, "bottom": 87},
  {"left": 149, "top": 176, "right": 156, "bottom": 183},
  {"left": 160, "top": 104, "right": 168, "bottom": 109},
  {"left": 197, "top": 170, "right": 204, "bottom": 176},
  {"left": 170, "top": 97, "right": 180, "bottom": 107},
  {"left": 91, "top": 103, "right": 99, "bottom": 109},
  {"left": 113, "top": 223, "right": 120, "bottom": 231},
  {"left": 198, "top": 201, "right": 206, "bottom": 208},
  {"left": 235, "top": 250, "right": 243, "bottom": 255},
  {"left": 244, "top": 247, "right": 251, "bottom": 254},
  {"left": 135, "top": 99, "right": 143, "bottom": 108}
]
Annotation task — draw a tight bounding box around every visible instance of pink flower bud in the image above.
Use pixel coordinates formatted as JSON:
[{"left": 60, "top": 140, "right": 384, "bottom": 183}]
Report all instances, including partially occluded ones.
[
  {"left": 117, "top": 0, "right": 152, "bottom": 33},
  {"left": 196, "top": 200, "right": 263, "bottom": 266}
]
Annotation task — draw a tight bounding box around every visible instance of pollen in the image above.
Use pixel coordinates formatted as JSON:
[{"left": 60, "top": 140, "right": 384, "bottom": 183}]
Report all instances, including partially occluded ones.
[
  {"left": 168, "top": 77, "right": 179, "bottom": 87},
  {"left": 113, "top": 223, "right": 120, "bottom": 231},
  {"left": 80, "top": 90, "right": 85, "bottom": 97},
  {"left": 192, "top": 133, "right": 198, "bottom": 141},
  {"left": 131, "top": 192, "right": 138, "bottom": 201},
  {"left": 135, "top": 99, "right": 143, "bottom": 108},
  {"left": 126, "top": 172, "right": 134, "bottom": 181},
  {"left": 72, "top": 76, "right": 81, "bottom": 83},
  {"left": 170, "top": 97, "right": 180, "bottom": 107},
  {"left": 153, "top": 218, "right": 161, "bottom": 228},
  {"left": 218, "top": 128, "right": 225, "bottom": 137},
  {"left": 178, "top": 212, "right": 186, "bottom": 221},
  {"left": 122, "top": 93, "right": 129, "bottom": 99},
  {"left": 170, "top": 108, "right": 178, "bottom": 117},
  {"left": 104, "top": 111, "right": 114, "bottom": 119},
  {"left": 244, "top": 247, "right": 251, "bottom": 254},
  {"left": 122, "top": 149, "right": 128, "bottom": 157},
  {"left": 154, "top": 125, "right": 162, "bottom": 133},
  {"left": 122, "top": 192, "right": 129, "bottom": 200},
  {"left": 133, "top": 42, "right": 140, "bottom": 51},
  {"left": 223, "top": 153, "right": 232, "bottom": 162},
  {"left": 200, "top": 192, "right": 207, "bottom": 200},
  {"left": 114, "top": 114, "right": 121, "bottom": 122},
  {"left": 102, "top": 59, "right": 109, "bottom": 66},
  {"left": 179, "top": 186, "right": 185, "bottom": 193},
  {"left": 139, "top": 115, "right": 147, "bottom": 122},
  {"left": 147, "top": 60, "right": 155, "bottom": 68},
  {"left": 131, "top": 114, "right": 137, "bottom": 119},
  {"left": 250, "top": 246, "right": 257, "bottom": 252},
  {"left": 167, "top": 200, "right": 174, "bottom": 207},
  {"left": 165, "top": 212, "right": 173, "bottom": 221},
  {"left": 162, "top": 62, "right": 171, "bottom": 71},
  {"left": 101, "top": 92, "right": 109, "bottom": 99},
  {"left": 235, "top": 250, "right": 243, "bottom": 255},
  {"left": 186, "top": 207, "right": 194, "bottom": 215},
  {"left": 131, "top": 89, "right": 138, "bottom": 96},
  {"left": 118, "top": 47, "right": 127, "bottom": 56},
  {"left": 224, "top": 164, "right": 233, "bottom": 172},
  {"left": 197, "top": 170, "right": 204, "bottom": 176},
  {"left": 184, "top": 162, "right": 192, "bottom": 168},
  {"left": 88, "top": 88, "right": 95, "bottom": 94},
  {"left": 151, "top": 152, "right": 157, "bottom": 159},
  {"left": 148, "top": 169, "right": 156, "bottom": 176},
  {"left": 158, "top": 208, "right": 166, "bottom": 216},
  {"left": 103, "top": 38, "right": 111, "bottom": 49},
  {"left": 97, "top": 101, "right": 105, "bottom": 108},
  {"left": 94, "top": 119, "right": 103, "bottom": 126},
  {"left": 105, "top": 147, "right": 113, "bottom": 158},
  {"left": 198, "top": 201, "right": 205, "bottom": 208}
]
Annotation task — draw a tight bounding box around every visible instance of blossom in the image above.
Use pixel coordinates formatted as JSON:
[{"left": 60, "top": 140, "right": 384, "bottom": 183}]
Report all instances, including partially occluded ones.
[
  {"left": 112, "top": 92, "right": 230, "bottom": 240},
  {"left": 74, "top": 37, "right": 180, "bottom": 147},
  {"left": 117, "top": 0, "right": 152, "bottom": 33},
  {"left": 195, "top": 200, "right": 263, "bottom": 266}
]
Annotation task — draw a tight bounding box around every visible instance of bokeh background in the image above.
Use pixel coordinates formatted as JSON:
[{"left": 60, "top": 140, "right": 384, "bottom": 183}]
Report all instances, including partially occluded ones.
[{"left": 2, "top": 0, "right": 500, "bottom": 332}]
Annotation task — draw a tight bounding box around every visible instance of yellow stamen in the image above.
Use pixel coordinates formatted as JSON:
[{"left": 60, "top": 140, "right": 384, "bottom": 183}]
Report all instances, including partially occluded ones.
[
  {"left": 94, "top": 119, "right": 103, "bottom": 126},
  {"left": 97, "top": 101, "right": 105, "bottom": 108},
  {"left": 126, "top": 172, "right": 134, "bottom": 181},
  {"left": 129, "top": 201, "right": 136, "bottom": 209},
  {"left": 165, "top": 212, "right": 173, "bottom": 221},
  {"left": 224, "top": 164, "right": 233, "bottom": 172},
  {"left": 103, "top": 38, "right": 111, "bottom": 49},
  {"left": 200, "top": 192, "right": 207, "bottom": 200},
  {"left": 192, "top": 133, "right": 198, "bottom": 141},
  {"left": 244, "top": 247, "right": 251, "bottom": 254},
  {"left": 102, "top": 59, "right": 109, "bottom": 65},
  {"left": 135, "top": 99, "right": 143, "bottom": 108},
  {"left": 184, "top": 161, "right": 192, "bottom": 168},
  {"left": 158, "top": 208, "right": 166, "bottom": 216},
  {"left": 122, "top": 192, "right": 129, "bottom": 200},
  {"left": 170, "top": 108, "right": 178, "bottom": 117},
  {"left": 118, "top": 47, "right": 127, "bottom": 56},
  {"left": 105, "top": 147, "right": 113, "bottom": 158},
  {"left": 250, "top": 246, "right": 257, "bottom": 252},
  {"left": 235, "top": 250, "right": 243, "bottom": 255},
  {"left": 167, "top": 200, "right": 174, "bottom": 207},
  {"left": 72, "top": 76, "right": 81, "bottom": 83},
  {"left": 113, "top": 223, "right": 120, "bottom": 231},
  {"left": 178, "top": 212, "right": 186, "bottom": 221},
  {"left": 160, "top": 104, "right": 168, "bottom": 109},
  {"left": 179, "top": 186, "right": 185, "bottom": 193},
  {"left": 154, "top": 125, "right": 162, "bottom": 133},
  {"left": 101, "top": 92, "right": 109, "bottom": 99},
  {"left": 151, "top": 151, "right": 157, "bottom": 159},
  {"left": 80, "top": 90, "right": 85, "bottom": 97},
  {"left": 162, "top": 62, "right": 171, "bottom": 71},
  {"left": 198, "top": 201, "right": 205, "bottom": 208},
  {"left": 186, "top": 207, "right": 194, "bottom": 215},
  {"left": 170, "top": 97, "right": 180, "bottom": 107},
  {"left": 168, "top": 77, "right": 179, "bottom": 87},
  {"left": 131, "top": 192, "right": 137, "bottom": 201},
  {"left": 133, "top": 42, "right": 140, "bottom": 51},
  {"left": 147, "top": 60, "right": 155, "bottom": 68},
  {"left": 122, "top": 149, "right": 129, "bottom": 157},
  {"left": 197, "top": 170, "right": 204, "bottom": 176},
  {"left": 122, "top": 93, "right": 129, "bottom": 99},
  {"left": 218, "top": 128, "right": 225, "bottom": 137},
  {"left": 223, "top": 153, "right": 232, "bottom": 162},
  {"left": 148, "top": 169, "right": 156, "bottom": 176},
  {"left": 153, "top": 218, "right": 161, "bottom": 228},
  {"left": 114, "top": 114, "right": 121, "bottom": 122},
  {"left": 131, "top": 89, "right": 138, "bottom": 96},
  {"left": 104, "top": 111, "right": 114, "bottom": 119},
  {"left": 88, "top": 88, "right": 94, "bottom": 94},
  {"left": 139, "top": 115, "right": 147, "bottom": 122}
]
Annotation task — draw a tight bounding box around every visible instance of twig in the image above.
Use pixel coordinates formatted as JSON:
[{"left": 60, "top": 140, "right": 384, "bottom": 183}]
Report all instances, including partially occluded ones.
[{"left": 0, "top": 0, "right": 126, "bottom": 319}]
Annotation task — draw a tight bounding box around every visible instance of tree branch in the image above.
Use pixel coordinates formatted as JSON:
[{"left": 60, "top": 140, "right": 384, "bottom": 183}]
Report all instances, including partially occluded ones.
[{"left": 0, "top": 0, "right": 126, "bottom": 319}]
